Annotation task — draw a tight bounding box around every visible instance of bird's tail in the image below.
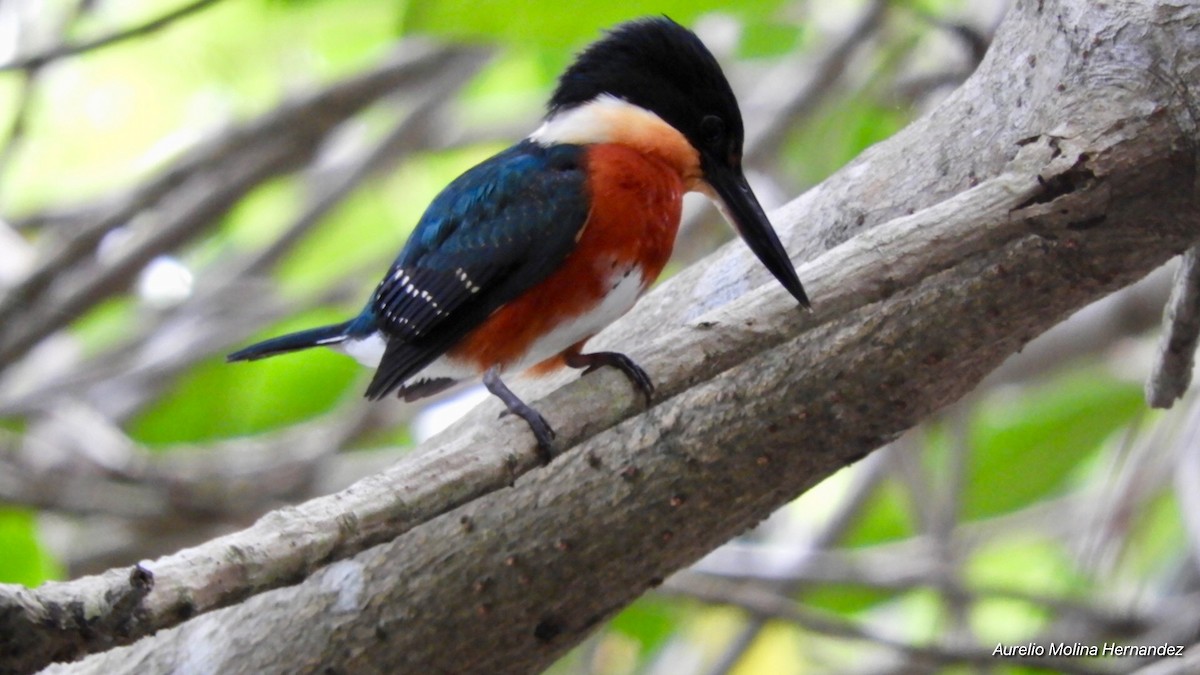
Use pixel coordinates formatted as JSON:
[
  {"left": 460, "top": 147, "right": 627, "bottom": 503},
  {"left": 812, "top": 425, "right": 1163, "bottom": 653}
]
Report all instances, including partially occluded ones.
[{"left": 227, "top": 321, "right": 352, "bottom": 362}]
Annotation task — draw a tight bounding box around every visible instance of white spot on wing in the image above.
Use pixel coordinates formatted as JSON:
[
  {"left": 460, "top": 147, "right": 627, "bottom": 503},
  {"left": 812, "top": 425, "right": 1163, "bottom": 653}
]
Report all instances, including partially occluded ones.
[
  {"left": 340, "top": 271, "right": 648, "bottom": 388},
  {"left": 455, "top": 267, "right": 480, "bottom": 293}
]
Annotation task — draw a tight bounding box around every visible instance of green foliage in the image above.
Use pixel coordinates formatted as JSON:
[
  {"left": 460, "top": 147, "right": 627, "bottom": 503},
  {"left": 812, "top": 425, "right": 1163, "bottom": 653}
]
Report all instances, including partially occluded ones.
[
  {"left": 963, "top": 370, "right": 1144, "bottom": 520},
  {"left": 70, "top": 298, "right": 139, "bottom": 357},
  {"left": 734, "top": 621, "right": 806, "bottom": 675},
  {"left": 1119, "top": 491, "right": 1185, "bottom": 580},
  {"left": 4, "top": 0, "right": 401, "bottom": 214},
  {"left": 784, "top": 95, "right": 911, "bottom": 185},
  {"left": 804, "top": 480, "right": 915, "bottom": 613},
  {"left": 609, "top": 597, "right": 685, "bottom": 659},
  {"left": 898, "top": 0, "right": 969, "bottom": 15},
  {"left": 737, "top": 21, "right": 804, "bottom": 59},
  {"left": 841, "top": 478, "right": 918, "bottom": 546},
  {"left": 220, "top": 178, "right": 302, "bottom": 251},
  {"left": 278, "top": 145, "right": 507, "bottom": 294},
  {"left": 0, "top": 509, "right": 60, "bottom": 586},
  {"left": 129, "top": 309, "right": 361, "bottom": 446},
  {"left": 459, "top": 53, "right": 550, "bottom": 126},
  {"left": 399, "top": 0, "right": 786, "bottom": 50},
  {"left": 771, "top": 367, "right": 1147, "bottom": 626},
  {"left": 967, "top": 536, "right": 1083, "bottom": 642},
  {"left": 804, "top": 582, "right": 896, "bottom": 617}
]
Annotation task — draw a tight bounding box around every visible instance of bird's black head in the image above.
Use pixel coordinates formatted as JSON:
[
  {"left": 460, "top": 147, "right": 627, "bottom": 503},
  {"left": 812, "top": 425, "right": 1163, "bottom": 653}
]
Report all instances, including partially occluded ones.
[
  {"left": 549, "top": 17, "right": 745, "bottom": 172},
  {"left": 547, "top": 17, "right": 810, "bottom": 308}
]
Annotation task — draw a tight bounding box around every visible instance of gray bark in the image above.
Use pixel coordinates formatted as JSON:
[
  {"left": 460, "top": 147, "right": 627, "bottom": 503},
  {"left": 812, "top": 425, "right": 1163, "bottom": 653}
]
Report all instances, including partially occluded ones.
[{"left": 35, "top": 0, "right": 1200, "bottom": 672}]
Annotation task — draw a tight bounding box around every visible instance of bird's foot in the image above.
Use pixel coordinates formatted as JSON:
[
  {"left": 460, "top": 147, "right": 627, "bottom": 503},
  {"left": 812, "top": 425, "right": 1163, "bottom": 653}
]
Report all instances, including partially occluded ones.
[
  {"left": 483, "top": 367, "right": 557, "bottom": 465},
  {"left": 565, "top": 351, "right": 654, "bottom": 405}
]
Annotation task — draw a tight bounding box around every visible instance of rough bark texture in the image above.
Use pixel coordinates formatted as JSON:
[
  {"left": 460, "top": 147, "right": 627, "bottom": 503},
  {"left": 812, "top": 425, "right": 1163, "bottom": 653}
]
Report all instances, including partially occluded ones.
[{"left": 32, "top": 0, "right": 1200, "bottom": 673}]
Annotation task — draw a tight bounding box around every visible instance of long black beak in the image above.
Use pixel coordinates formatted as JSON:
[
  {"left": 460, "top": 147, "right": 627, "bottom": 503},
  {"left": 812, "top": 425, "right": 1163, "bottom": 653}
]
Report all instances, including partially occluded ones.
[{"left": 705, "top": 159, "right": 810, "bottom": 309}]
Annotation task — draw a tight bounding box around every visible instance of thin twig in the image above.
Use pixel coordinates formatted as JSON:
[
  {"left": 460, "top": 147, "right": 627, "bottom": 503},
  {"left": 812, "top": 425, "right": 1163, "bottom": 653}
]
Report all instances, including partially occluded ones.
[
  {"left": 0, "top": 44, "right": 486, "bottom": 371},
  {"left": 932, "top": 401, "right": 976, "bottom": 652},
  {"left": 678, "top": 557, "right": 1169, "bottom": 639},
  {"left": 702, "top": 450, "right": 890, "bottom": 675},
  {"left": 0, "top": 71, "right": 38, "bottom": 203},
  {"left": 673, "top": 0, "right": 891, "bottom": 269},
  {"left": 1147, "top": 245, "right": 1200, "bottom": 408},
  {"left": 744, "top": 0, "right": 890, "bottom": 163},
  {"left": 0, "top": 0, "right": 226, "bottom": 73},
  {"left": 1, "top": 397, "right": 374, "bottom": 520},
  {"left": 0, "top": 53, "right": 481, "bottom": 419},
  {"left": 0, "top": 0, "right": 96, "bottom": 203},
  {"left": 1170, "top": 395, "right": 1200, "bottom": 577},
  {"left": 230, "top": 84, "right": 454, "bottom": 277},
  {"left": 663, "top": 576, "right": 1118, "bottom": 674}
]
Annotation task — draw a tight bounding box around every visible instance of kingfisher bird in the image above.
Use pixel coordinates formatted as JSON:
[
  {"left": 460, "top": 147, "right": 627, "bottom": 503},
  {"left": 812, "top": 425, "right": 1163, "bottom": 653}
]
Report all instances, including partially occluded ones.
[{"left": 229, "top": 17, "right": 809, "bottom": 461}]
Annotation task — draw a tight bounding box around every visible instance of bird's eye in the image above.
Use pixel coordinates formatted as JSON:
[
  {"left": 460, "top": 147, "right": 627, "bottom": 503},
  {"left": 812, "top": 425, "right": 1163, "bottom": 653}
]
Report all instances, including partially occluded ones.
[{"left": 700, "top": 115, "right": 725, "bottom": 145}]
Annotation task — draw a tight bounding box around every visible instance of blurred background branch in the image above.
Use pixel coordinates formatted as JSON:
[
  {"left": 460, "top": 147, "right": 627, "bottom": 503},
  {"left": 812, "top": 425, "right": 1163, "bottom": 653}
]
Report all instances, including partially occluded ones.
[{"left": 0, "top": 0, "right": 225, "bottom": 73}]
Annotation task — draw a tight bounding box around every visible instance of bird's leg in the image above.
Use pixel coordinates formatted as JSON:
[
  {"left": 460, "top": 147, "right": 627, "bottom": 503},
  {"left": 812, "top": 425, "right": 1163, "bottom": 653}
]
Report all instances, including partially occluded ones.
[
  {"left": 565, "top": 350, "right": 654, "bottom": 405},
  {"left": 482, "top": 366, "right": 556, "bottom": 465}
]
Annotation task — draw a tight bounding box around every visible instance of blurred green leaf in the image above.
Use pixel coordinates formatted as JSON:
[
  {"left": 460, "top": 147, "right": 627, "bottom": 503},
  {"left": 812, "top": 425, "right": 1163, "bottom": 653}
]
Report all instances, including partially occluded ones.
[
  {"left": 609, "top": 597, "right": 683, "bottom": 661},
  {"left": 4, "top": 0, "right": 398, "bottom": 214},
  {"left": 868, "top": 587, "right": 943, "bottom": 643},
  {"left": 71, "top": 298, "right": 138, "bottom": 355},
  {"left": 966, "top": 536, "right": 1080, "bottom": 642},
  {"left": 963, "top": 370, "right": 1144, "bottom": 520},
  {"left": 784, "top": 96, "right": 910, "bottom": 185},
  {"left": 459, "top": 52, "right": 553, "bottom": 128},
  {"left": 803, "top": 476, "right": 917, "bottom": 613},
  {"left": 897, "top": 0, "right": 970, "bottom": 15},
  {"left": 804, "top": 583, "right": 896, "bottom": 616},
  {"left": 399, "top": 1, "right": 785, "bottom": 50},
  {"left": 277, "top": 144, "right": 504, "bottom": 296},
  {"left": 737, "top": 21, "right": 803, "bottom": 59},
  {"left": 129, "top": 308, "right": 360, "bottom": 445},
  {"left": 1119, "top": 491, "right": 1185, "bottom": 580},
  {"left": 0, "top": 508, "right": 60, "bottom": 586},
  {"left": 842, "top": 479, "right": 918, "bottom": 547},
  {"left": 221, "top": 177, "right": 301, "bottom": 251},
  {"left": 968, "top": 535, "right": 1085, "bottom": 596},
  {"left": 735, "top": 622, "right": 804, "bottom": 675}
]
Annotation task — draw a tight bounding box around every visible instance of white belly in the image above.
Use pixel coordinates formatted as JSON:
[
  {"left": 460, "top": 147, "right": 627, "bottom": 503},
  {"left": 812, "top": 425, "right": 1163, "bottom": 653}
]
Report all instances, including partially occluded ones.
[
  {"left": 338, "top": 266, "right": 648, "bottom": 379},
  {"left": 508, "top": 266, "right": 646, "bottom": 372}
]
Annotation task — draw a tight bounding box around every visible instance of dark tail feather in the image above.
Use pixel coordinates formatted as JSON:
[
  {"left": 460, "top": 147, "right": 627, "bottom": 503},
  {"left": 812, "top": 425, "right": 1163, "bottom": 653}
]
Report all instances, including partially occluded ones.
[
  {"left": 227, "top": 322, "right": 352, "bottom": 362},
  {"left": 363, "top": 338, "right": 441, "bottom": 400}
]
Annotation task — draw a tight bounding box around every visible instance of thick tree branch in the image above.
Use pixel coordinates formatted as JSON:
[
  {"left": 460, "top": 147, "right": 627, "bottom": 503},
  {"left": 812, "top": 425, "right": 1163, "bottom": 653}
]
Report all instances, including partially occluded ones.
[
  {"left": 9, "top": 0, "right": 1200, "bottom": 672},
  {"left": 0, "top": 129, "right": 1064, "bottom": 671}
]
